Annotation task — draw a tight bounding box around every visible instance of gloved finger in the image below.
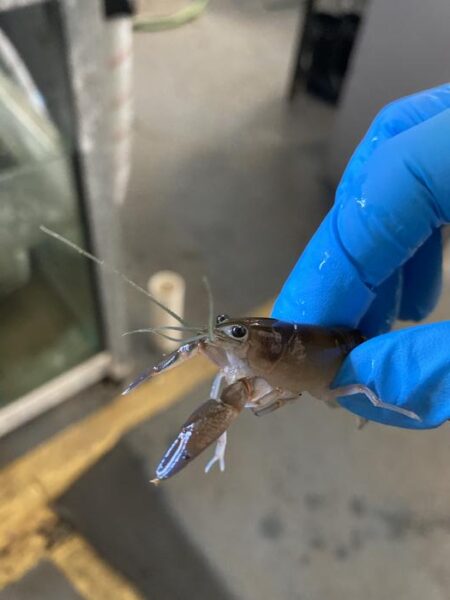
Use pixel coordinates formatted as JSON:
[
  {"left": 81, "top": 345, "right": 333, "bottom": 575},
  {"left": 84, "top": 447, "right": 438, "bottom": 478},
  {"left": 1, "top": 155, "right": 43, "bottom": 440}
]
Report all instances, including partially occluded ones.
[
  {"left": 358, "top": 270, "right": 402, "bottom": 337},
  {"left": 273, "top": 85, "right": 450, "bottom": 328},
  {"left": 399, "top": 228, "right": 443, "bottom": 321},
  {"left": 338, "top": 83, "right": 450, "bottom": 194},
  {"left": 337, "top": 107, "right": 450, "bottom": 290},
  {"left": 272, "top": 211, "right": 375, "bottom": 327},
  {"left": 349, "top": 231, "right": 442, "bottom": 335},
  {"left": 332, "top": 322, "right": 450, "bottom": 429}
]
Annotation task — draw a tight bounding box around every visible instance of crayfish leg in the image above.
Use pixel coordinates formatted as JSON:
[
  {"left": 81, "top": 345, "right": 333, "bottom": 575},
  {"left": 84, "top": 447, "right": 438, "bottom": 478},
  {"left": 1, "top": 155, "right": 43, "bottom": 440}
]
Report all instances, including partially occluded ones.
[
  {"left": 250, "top": 387, "right": 298, "bottom": 417},
  {"left": 204, "top": 432, "right": 227, "bottom": 473},
  {"left": 152, "top": 378, "right": 251, "bottom": 483},
  {"left": 331, "top": 384, "right": 421, "bottom": 422}
]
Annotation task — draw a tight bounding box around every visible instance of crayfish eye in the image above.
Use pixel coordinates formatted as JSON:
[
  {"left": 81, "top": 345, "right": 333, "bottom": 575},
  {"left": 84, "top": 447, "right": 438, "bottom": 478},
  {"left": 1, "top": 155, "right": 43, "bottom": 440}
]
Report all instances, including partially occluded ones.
[
  {"left": 216, "top": 314, "right": 229, "bottom": 325},
  {"left": 231, "top": 325, "right": 247, "bottom": 339}
]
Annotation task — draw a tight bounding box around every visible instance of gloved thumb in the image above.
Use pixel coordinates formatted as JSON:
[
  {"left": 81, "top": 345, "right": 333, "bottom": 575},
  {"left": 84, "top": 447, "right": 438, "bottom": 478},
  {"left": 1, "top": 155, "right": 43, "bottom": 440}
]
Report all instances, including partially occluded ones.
[{"left": 332, "top": 322, "right": 450, "bottom": 429}]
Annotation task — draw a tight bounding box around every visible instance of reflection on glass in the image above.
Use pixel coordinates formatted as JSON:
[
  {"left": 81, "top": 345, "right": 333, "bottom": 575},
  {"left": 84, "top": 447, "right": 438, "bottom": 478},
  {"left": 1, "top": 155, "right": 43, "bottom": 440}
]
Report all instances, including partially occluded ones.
[{"left": 0, "top": 38, "right": 102, "bottom": 406}]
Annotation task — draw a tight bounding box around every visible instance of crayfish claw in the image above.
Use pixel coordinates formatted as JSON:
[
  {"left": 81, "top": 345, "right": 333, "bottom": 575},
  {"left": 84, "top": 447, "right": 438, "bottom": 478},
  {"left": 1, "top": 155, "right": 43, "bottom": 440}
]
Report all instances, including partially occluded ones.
[
  {"left": 122, "top": 339, "right": 201, "bottom": 395},
  {"left": 153, "top": 379, "right": 250, "bottom": 481},
  {"left": 122, "top": 368, "right": 154, "bottom": 395}
]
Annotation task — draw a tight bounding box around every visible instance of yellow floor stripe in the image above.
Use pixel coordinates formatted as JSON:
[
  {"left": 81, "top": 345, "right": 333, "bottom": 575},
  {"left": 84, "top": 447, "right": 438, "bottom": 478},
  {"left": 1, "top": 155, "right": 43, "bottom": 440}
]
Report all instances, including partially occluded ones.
[
  {"left": 0, "top": 504, "right": 143, "bottom": 599},
  {"left": 0, "top": 507, "right": 57, "bottom": 588},
  {"left": 0, "top": 302, "right": 272, "bottom": 551},
  {"left": 50, "top": 535, "right": 144, "bottom": 600},
  {"left": 0, "top": 354, "right": 214, "bottom": 550}
]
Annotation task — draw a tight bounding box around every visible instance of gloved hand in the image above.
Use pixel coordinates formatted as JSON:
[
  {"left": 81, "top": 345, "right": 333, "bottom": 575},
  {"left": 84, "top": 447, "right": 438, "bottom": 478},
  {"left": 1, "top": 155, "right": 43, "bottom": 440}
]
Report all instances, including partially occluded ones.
[{"left": 272, "top": 83, "right": 450, "bottom": 428}]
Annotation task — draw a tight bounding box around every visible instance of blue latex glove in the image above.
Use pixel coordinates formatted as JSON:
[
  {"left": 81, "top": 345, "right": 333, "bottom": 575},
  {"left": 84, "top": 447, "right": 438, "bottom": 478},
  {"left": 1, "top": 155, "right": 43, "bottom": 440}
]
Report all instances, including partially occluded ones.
[{"left": 272, "top": 84, "right": 450, "bottom": 429}]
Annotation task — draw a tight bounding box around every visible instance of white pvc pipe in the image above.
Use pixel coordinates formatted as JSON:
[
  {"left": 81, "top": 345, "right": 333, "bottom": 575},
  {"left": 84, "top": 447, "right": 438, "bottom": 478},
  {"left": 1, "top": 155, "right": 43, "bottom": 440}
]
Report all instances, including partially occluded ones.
[{"left": 147, "top": 271, "right": 186, "bottom": 352}]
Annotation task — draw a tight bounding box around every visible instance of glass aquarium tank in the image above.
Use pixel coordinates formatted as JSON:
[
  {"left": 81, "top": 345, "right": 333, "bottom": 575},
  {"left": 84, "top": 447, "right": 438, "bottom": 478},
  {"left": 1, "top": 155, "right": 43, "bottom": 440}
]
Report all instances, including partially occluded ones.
[{"left": 0, "top": 1, "right": 109, "bottom": 410}]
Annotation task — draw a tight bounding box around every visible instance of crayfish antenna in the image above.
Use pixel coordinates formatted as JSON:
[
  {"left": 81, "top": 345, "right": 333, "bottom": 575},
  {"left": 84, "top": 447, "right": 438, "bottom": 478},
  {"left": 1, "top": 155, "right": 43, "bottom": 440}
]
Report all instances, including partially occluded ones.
[
  {"left": 40, "top": 225, "right": 190, "bottom": 326},
  {"left": 202, "top": 276, "right": 215, "bottom": 342}
]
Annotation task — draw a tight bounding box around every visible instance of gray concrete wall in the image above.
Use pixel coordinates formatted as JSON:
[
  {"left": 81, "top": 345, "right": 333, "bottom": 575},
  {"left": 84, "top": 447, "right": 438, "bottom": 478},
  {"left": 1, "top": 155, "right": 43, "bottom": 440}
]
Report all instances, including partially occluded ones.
[{"left": 328, "top": 0, "right": 450, "bottom": 185}]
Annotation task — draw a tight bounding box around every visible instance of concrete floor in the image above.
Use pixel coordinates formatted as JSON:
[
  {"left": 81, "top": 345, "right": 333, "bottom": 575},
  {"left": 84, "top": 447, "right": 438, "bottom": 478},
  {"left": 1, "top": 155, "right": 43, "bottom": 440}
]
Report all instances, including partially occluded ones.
[
  {"left": 2, "top": 562, "right": 83, "bottom": 600},
  {"left": 2, "top": 1, "right": 450, "bottom": 599},
  {"left": 122, "top": 0, "right": 332, "bottom": 336},
  {"left": 119, "top": 2, "right": 450, "bottom": 598}
]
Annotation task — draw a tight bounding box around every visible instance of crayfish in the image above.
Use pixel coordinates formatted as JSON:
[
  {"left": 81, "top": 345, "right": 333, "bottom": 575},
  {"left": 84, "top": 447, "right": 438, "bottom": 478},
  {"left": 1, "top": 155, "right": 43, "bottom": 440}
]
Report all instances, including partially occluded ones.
[{"left": 41, "top": 226, "right": 421, "bottom": 485}]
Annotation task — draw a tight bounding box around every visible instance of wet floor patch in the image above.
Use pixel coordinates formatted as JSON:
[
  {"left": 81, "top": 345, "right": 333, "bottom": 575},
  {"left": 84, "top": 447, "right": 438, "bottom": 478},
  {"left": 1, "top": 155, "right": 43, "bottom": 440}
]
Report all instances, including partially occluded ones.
[{"left": 259, "top": 512, "right": 284, "bottom": 540}]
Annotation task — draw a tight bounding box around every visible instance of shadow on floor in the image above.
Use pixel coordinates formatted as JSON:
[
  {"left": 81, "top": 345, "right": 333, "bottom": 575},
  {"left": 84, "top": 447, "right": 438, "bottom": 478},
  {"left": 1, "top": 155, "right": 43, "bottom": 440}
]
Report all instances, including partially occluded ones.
[{"left": 55, "top": 440, "right": 235, "bottom": 600}]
